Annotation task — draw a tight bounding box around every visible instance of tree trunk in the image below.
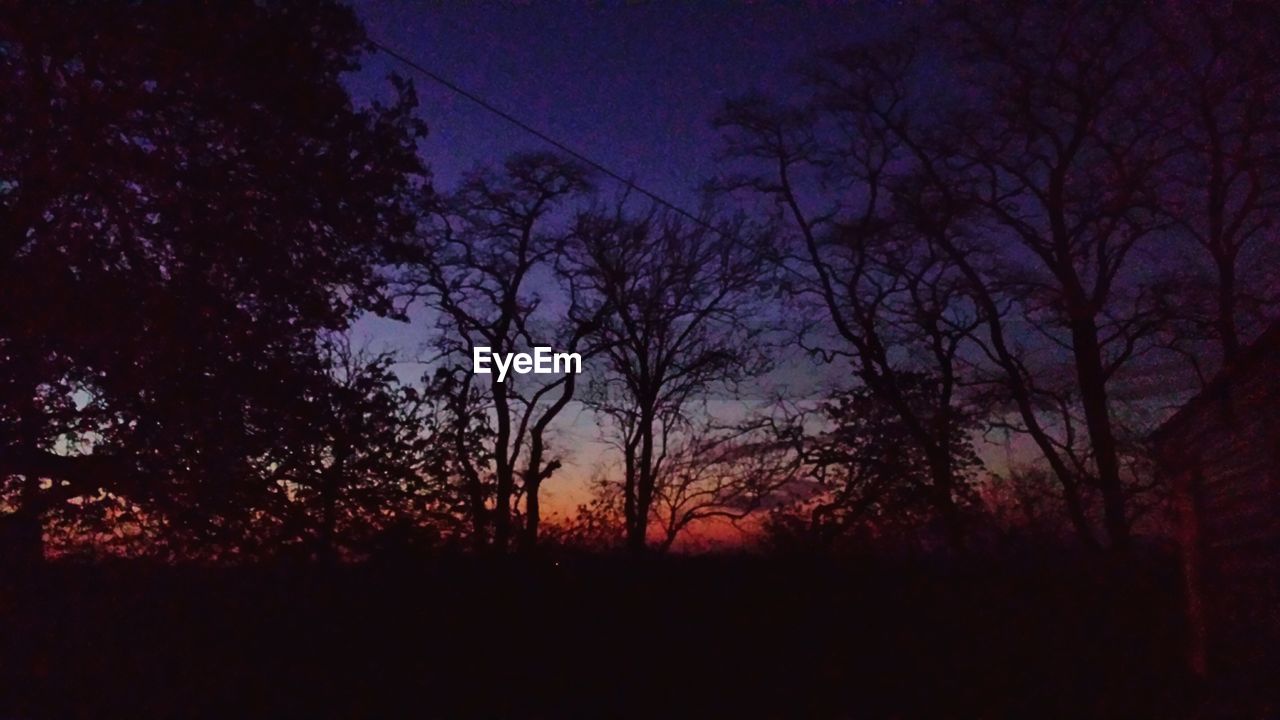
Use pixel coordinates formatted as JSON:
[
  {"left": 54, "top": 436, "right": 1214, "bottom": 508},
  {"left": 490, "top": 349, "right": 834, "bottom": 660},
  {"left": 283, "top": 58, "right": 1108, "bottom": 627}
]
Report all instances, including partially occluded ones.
[
  {"left": 1216, "top": 255, "right": 1240, "bottom": 364},
  {"left": 316, "top": 453, "right": 344, "bottom": 565},
  {"left": 465, "top": 474, "right": 488, "bottom": 553},
  {"left": 522, "top": 439, "right": 548, "bottom": 552},
  {"left": 1, "top": 478, "right": 45, "bottom": 577},
  {"left": 493, "top": 468, "right": 513, "bottom": 553},
  {"left": 490, "top": 367, "right": 516, "bottom": 553},
  {"left": 1069, "top": 314, "right": 1129, "bottom": 550},
  {"left": 925, "top": 448, "right": 966, "bottom": 551},
  {"left": 522, "top": 431, "right": 545, "bottom": 552},
  {"left": 492, "top": 397, "right": 513, "bottom": 553},
  {"left": 622, "top": 442, "right": 641, "bottom": 553},
  {"left": 629, "top": 408, "right": 657, "bottom": 555},
  {"left": 523, "top": 476, "right": 540, "bottom": 552}
]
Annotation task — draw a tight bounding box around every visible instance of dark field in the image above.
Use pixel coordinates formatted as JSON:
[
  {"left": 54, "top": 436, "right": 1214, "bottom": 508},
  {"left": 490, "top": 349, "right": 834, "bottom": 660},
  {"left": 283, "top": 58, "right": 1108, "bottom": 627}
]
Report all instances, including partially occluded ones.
[{"left": 2, "top": 550, "right": 1194, "bottom": 719}]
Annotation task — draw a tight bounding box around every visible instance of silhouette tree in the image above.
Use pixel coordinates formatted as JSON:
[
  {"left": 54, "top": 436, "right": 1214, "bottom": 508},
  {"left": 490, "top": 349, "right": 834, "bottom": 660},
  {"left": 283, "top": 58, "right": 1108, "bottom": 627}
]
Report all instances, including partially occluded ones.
[
  {"left": 421, "top": 365, "right": 496, "bottom": 551},
  {"left": 943, "top": 1, "right": 1175, "bottom": 549},
  {"left": 1153, "top": 2, "right": 1280, "bottom": 370},
  {"left": 262, "top": 337, "right": 462, "bottom": 562},
  {"left": 409, "top": 153, "right": 604, "bottom": 551},
  {"left": 717, "top": 2, "right": 1280, "bottom": 551},
  {"left": 550, "top": 473, "right": 626, "bottom": 551},
  {"left": 714, "top": 47, "right": 987, "bottom": 549},
  {"left": 783, "top": 37, "right": 1108, "bottom": 547},
  {"left": 765, "top": 376, "right": 981, "bottom": 553},
  {"left": 0, "top": 1, "right": 427, "bottom": 561},
  {"left": 648, "top": 423, "right": 798, "bottom": 553},
  {"left": 568, "top": 209, "right": 771, "bottom": 553}
]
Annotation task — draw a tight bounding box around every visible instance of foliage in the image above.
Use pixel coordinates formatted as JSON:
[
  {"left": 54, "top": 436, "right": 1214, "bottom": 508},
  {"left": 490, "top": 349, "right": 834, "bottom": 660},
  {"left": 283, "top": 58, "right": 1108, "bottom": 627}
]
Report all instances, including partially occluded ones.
[
  {"left": 0, "top": 0, "right": 427, "bottom": 554},
  {"left": 764, "top": 376, "right": 982, "bottom": 552}
]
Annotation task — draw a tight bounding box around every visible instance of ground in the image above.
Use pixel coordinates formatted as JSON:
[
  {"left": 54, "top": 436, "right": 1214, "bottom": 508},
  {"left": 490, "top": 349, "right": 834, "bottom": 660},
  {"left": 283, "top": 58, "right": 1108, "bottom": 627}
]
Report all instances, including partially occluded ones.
[{"left": 1, "top": 549, "right": 1195, "bottom": 718}]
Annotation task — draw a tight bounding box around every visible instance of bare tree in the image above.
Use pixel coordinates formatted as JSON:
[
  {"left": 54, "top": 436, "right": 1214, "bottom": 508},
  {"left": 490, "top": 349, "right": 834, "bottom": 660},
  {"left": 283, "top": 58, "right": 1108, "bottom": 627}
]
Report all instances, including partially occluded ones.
[
  {"left": 823, "top": 40, "right": 1105, "bottom": 544},
  {"left": 944, "top": 1, "right": 1177, "bottom": 548},
  {"left": 713, "top": 42, "right": 988, "bottom": 549},
  {"left": 1154, "top": 2, "right": 1280, "bottom": 369},
  {"left": 648, "top": 422, "right": 798, "bottom": 553},
  {"left": 568, "top": 208, "right": 770, "bottom": 553},
  {"left": 409, "top": 153, "right": 604, "bottom": 551},
  {"left": 797, "top": 32, "right": 1169, "bottom": 549}
]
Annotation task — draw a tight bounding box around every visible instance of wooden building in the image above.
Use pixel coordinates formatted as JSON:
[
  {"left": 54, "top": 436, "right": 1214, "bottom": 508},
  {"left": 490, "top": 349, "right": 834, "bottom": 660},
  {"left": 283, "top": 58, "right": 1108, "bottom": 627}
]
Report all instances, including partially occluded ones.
[{"left": 1152, "top": 323, "right": 1280, "bottom": 696}]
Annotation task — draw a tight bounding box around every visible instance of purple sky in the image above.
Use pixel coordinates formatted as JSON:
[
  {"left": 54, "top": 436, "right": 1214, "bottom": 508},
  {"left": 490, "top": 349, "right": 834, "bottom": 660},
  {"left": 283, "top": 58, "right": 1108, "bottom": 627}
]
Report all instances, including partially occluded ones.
[
  {"left": 334, "top": 2, "right": 1211, "bottom": 529},
  {"left": 341, "top": 1, "right": 905, "bottom": 519},
  {"left": 347, "top": 1, "right": 897, "bottom": 200},
  {"left": 344, "top": 0, "right": 908, "bottom": 368}
]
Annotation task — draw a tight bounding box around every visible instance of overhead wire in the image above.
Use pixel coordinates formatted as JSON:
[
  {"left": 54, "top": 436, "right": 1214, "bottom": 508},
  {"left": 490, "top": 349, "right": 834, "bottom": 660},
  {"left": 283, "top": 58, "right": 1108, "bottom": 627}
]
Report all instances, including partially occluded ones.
[{"left": 369, "top": 38, "right": 724, "bottom": 235}]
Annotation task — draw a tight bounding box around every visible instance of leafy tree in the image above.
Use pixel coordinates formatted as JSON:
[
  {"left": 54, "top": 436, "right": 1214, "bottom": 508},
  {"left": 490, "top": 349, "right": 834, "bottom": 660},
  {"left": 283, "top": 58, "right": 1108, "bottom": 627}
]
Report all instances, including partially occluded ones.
[
  {"left": 765, "top": 376, "right": 981, "bottom": 553},
  {"left": 419, "top": 365, "right": 496, "bottom": 551},
  {"left": 263, "top": 337, "right": 462, "bottom": 562},
  {"left": 0, "top": 0, "right": 427, "bottom": 560}
]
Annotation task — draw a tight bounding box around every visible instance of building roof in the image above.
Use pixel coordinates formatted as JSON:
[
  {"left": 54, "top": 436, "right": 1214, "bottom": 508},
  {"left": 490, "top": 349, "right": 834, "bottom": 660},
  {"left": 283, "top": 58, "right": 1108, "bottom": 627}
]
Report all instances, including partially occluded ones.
[{"left": 1150, "top": 320, "right": 1280, "bottom": 444}]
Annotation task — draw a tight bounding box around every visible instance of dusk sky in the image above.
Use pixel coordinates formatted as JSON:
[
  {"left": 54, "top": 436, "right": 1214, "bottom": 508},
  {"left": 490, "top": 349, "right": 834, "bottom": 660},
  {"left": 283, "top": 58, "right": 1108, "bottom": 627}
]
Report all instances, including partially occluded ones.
[
  {"left": 348, "top": 1, "right": 894, "bottom": 196},
  {"left": 8, "top": 4, "right": 1274, "bottom": 711},
  {"left": 331, "top": 0, "right": 1209, "bottom": 528},
  {"left": 342, "top": 1, "right": 903, "bottom": 517}
]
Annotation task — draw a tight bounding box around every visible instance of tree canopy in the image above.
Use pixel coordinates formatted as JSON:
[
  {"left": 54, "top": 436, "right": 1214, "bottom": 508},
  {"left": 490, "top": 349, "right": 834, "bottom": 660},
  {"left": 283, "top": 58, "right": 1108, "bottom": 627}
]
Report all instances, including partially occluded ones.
[{"left": 0, "top": 0, "right": 428, "bottom": 553}]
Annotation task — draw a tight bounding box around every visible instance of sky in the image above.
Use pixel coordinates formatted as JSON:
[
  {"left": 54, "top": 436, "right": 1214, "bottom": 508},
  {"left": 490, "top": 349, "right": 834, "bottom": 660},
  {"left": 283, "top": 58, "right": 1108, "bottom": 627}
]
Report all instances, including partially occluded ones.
[
  {"left": 346, "top": 0, "right": 896, "bottom": 197},
  {"left": 339, "top": 1, "right": 908, "bottom": 517},
  {"left": 333, "top": 2, "right": 1215, "bottom": 529}
]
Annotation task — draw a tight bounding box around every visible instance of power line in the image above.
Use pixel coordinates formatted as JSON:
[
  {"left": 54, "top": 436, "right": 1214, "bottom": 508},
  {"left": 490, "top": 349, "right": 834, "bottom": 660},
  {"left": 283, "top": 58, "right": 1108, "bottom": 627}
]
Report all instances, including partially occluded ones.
[{"left": 369, "top": 38, "right": 719, "bottom": 233}]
